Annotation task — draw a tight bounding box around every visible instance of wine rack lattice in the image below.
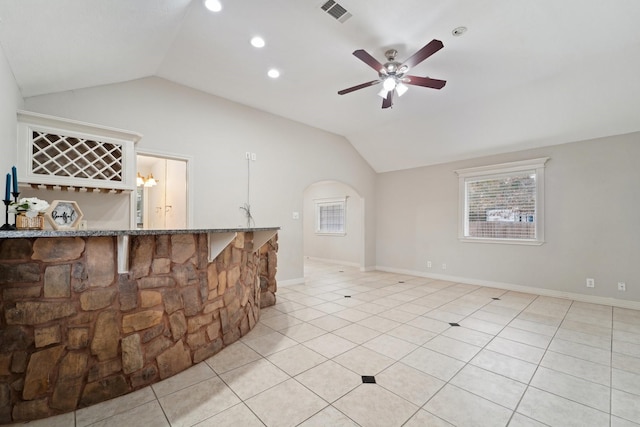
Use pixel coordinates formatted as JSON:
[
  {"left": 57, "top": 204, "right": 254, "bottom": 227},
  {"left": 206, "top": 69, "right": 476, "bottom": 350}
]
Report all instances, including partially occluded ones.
[{"left": 31, "top": 131, "right": 123, "bottom": 182}]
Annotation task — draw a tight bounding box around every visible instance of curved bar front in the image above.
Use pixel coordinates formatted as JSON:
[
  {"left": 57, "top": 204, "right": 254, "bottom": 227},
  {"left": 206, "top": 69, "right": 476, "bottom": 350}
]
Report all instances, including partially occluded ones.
[{"left": 0, "top": 228, "right": 279, "bottom": 424}]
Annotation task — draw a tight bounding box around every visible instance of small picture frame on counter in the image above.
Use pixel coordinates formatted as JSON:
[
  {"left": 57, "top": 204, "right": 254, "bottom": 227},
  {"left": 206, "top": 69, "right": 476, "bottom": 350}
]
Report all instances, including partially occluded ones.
[{"left": 45, "top": 200, "right": 84, "bottom": 230}]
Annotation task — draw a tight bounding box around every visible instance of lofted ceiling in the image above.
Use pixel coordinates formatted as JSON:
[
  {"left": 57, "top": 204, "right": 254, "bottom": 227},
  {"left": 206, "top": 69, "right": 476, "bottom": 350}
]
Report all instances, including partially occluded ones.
[{"left": 1, "top": 0, "right": 639, "bottom": 172}]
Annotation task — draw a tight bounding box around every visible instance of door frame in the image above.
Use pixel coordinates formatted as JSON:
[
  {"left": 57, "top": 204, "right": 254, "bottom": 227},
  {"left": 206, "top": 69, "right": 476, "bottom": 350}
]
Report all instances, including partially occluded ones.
[{"left": 131, "top": 149, "right": 194, "bottom": 229}]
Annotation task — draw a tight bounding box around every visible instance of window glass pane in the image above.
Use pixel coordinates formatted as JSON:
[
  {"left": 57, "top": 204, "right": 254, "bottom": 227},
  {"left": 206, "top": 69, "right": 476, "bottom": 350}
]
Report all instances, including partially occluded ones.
[
  {"left": 317, "top": 201, "right": 345, "bottom": 234},
  {"left": 465, "top": 171, "right": 536, "bottom": 240}
]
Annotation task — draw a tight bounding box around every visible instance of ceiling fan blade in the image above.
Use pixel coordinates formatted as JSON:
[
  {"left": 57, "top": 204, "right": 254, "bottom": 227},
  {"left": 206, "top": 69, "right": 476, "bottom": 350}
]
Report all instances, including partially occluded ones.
[
  {"left": 381, "top": 91, "right": 393, "bottom": 109},
  {"left": 338, "top": 80, "right": 381, "bottom": 95},
  {"left": 404, "top": 75, "right": 446, "bottom": 89},
  {"left": 353, "top": 49, "right": 385, "bottom": 73},
  {"left": 401, "top": 39, "right": 444, "bottom": 69}
]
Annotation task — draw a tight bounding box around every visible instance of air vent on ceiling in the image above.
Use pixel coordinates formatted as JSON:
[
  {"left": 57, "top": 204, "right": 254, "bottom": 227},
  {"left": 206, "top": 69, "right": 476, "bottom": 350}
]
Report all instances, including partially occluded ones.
[{"left": 320, "top": 0, "right": 352, "bottom": 23}]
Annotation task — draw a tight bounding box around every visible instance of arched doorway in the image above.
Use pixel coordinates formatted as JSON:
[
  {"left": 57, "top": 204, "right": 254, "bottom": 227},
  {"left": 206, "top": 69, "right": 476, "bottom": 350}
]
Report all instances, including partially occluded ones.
[{"left": 303, "top": 180, "right": 364, "bottom": 269}]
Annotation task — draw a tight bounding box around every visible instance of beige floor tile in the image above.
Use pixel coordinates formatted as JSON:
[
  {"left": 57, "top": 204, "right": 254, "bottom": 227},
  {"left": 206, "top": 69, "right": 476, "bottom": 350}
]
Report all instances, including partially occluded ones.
[
  {"left": 508, "top": 318, "right": 558, "bottom": 336},
  {"left": 289, "top": 307, "right": 328, "bottom": 322},
  {"left": 90, "top": 400, "right": 169, "bottom": 427},
  {"left": 612, "top": 416, "right": 640, "bottom": 427},
  {"left": 158, "top": 376, "right": 241, "bottom": 427},
  {"left": 540, "top": 351, "right": 610, "bottom": 386},
  {"left": 246, "top": 379, "right": 327, "bottom": 427},
  {"left": 386, "top": 324, "right": 437, "bottom": 345},
  {"left": 470, "top": 309, "right": 514, "bottom": 326},
  {"left": 258, "top": 313, "right": 303, "bottom": 331},
  {"left": 450, "top": 364, "right": 526, "bottom": 409},
  {"left": 273, "top": 300, "right": 306, "bottom": 314},
  {"left": 614, "top": 329, "right": 640, "bottom": 345},
  {"left": 376, "top": 362, "right": 445, "bottom": 406},
  {"left": 406, "top": 316, "right": 451, "bottom": 333},
  {"left": 508, "top": 413, "right": 549, "bottom": 427},
  {"left": 267, "top": 344, "right": 327, "bottom": 376},
  {"left": 152, "top": 361, "right": 216, "bottom": 397},
  {"left": 314, "top": 301, "right": 349, "bottom": 314},
  {"left": 614, "top": 340, "right": 640, "bottom": 358},
  {"left": 219, "top": 359, "right": 289, "bottom": 400},
  {"left": 613, "top": 368, "right": 640, "bottom": 396},
  {"left": 297, "top": 406, "right": 360, "bottom": 427},
  {"left": 612, "top": 389, "right": 640, "bottom": 424},
  {"left": 333, "top": 323, "right": 381, "bottom": 344},
  {"left": 378, "top": 307, "right": 419, "bottom": 323},
  {"left": 356, "top": 315, "right": 401, "bottom": 333},
  {"left": 394, "top": 302, "right": 431, "bottom": 315},
  {"left": 555, "top": 328, "right": 612, "bottom": 350},
  {"left": 423, "top": 335, "right": 482, "bottom": 362},
  {"left": 459, "top": 317, "right": 504, "bottom": 335},
  {"left": 193, "top": 403, "right": 264, "bottom": 427},
  {"left": 612, "top": 352, "right": 640, "bottom": 375},
  {"left": 333, "top": 384, "right": 419, "bottom": 427},
  {"left": 486, "top": 336, "right": 545, "bottom": 364},
  {"left": 403, "top": 410, "right": 455, "bottom": 427},
  {"left": 279, "top": 322, "right": 327, "bottom": 343},
  {"left": 308, "top": 314, "right": 352, "bottom": 331},
  {"left": 401, "top": 347, "right": 464, "bottom": 381},
  {"left": 362, "top": 333, "right": 418, "bottom": 360},
  {"left": 242, "top": 331, "right": 299, "bottom": 356},
  {"left": 470, "top": 349, "right": 537, "bottom": 383},
  {"left": 497, "top": 326, "right": 552, "bottom": 349},
  {"left": 76, "top": 387, "right": 156, "bottom": 426},
  {"left": 333, "top": 308, "right": 373, "bottom": 322},
  {"left": 355, "top": 302, "right": 389, "bottom": 314},
  {"left": 333, "top": 345, "right": 395, "bottom": 376},
  {"left": 295, "top": 360, "right": 362, "bottom": 402},
  {"left": 423, "top": 309, "right": 466, "bottom": 323},
  {"left": 560, "top": 319, "right": 612, "bottom": 338},
  {"left": 424, "top": 384, "right": 512, "bottom": 427},
  {"left": 303, "top": 333, "right": 358, "bottom": 358},
  {"left": 441, "top": 325, "right": 494, "bottom": 347},
  {"left": 530, "top": 366, "right": 610, "bottom": 412},
  {"left": 517, "top": 387, "right": 609, "bottom": 427},
  {"left": 548, "top": 338, "right": 611, "bottom": 365},
  {"left": 205, "top": 340, "right": 262, "bottom": 374}
]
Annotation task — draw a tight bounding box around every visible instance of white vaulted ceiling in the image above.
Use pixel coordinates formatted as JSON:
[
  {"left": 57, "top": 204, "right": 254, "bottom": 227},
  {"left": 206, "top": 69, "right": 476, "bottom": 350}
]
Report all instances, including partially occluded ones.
[{"left": 1, "top": 0, "right": 639, "bottom": 172}]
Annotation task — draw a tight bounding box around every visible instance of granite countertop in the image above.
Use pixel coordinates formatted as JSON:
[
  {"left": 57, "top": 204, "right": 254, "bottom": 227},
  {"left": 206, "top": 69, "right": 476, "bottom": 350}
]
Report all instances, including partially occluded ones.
[{"left": 0, "top": 227, "right": 280, "bottom": 239}]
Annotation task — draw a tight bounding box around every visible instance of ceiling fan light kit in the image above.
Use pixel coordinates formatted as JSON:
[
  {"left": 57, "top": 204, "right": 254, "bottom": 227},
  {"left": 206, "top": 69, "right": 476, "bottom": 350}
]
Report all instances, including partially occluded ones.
[{"left": 338, "top": 39, "right": 447, "bottom": 109}]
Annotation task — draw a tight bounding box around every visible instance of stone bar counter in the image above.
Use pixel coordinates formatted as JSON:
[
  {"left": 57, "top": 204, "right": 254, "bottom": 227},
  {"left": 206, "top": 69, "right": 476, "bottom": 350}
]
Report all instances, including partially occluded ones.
[{"left": 0, "top": 227, "right": 279, "bottom": 424}]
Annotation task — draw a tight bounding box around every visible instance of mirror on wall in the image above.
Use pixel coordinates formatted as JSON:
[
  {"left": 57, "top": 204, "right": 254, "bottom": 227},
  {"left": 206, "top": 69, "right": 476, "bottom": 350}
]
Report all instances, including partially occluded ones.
[{"left": 136, "top": 154, "right": 188, "bottom": 229}]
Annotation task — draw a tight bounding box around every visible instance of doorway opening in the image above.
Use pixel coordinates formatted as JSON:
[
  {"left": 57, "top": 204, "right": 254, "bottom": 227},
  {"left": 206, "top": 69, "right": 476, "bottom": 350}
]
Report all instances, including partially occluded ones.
[
  {"left": 303, "top": 180, "right": 364, "bottom": 269},
  {"left": 134, "top": 152, "right": 191, "bottom": 229}
]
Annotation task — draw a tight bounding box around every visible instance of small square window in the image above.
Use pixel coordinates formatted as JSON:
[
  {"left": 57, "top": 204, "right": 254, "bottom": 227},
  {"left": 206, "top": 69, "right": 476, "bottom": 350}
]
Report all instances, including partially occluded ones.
[{"left": 315, "top": 197, "right": 346, "bottom": 235}]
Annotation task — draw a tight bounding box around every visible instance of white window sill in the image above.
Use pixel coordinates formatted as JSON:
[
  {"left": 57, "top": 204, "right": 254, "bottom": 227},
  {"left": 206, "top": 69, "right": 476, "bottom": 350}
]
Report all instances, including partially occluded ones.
[{"left": 459, "top": 237, "right": 544, "bottom": 246}]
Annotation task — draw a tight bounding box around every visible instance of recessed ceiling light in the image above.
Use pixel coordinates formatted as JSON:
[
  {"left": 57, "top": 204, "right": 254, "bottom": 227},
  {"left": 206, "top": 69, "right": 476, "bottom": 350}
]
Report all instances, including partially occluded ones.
[
  {"left": 267, "top": 69, "right": 280, "bottom": 79},
  {"left": 250, "top": 36, "right": 265, "bottom": 48},
  {"left": 204, "top": 0, "right": 222, "bottom": 12},
  {"left": 452, "top": 26, "right": 467, "bottom": 36}
]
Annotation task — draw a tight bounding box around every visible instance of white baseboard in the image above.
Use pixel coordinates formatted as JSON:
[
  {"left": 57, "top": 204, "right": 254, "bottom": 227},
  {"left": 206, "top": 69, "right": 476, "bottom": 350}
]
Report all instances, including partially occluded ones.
[
  {"left": 305, "top": 256, "right": 360, "bottom": 268},
  {"left": 278, "top": 277, "right": 305, "bottom": 287},
  {"left": 376, "top": 265, "right": 640, "bottom": 311}
]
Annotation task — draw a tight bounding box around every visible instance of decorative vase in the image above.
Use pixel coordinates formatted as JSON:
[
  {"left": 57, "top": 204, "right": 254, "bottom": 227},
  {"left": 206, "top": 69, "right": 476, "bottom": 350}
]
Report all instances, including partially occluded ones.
[{"left": 16, "top": 213, "right": 45, "bottom": 230}]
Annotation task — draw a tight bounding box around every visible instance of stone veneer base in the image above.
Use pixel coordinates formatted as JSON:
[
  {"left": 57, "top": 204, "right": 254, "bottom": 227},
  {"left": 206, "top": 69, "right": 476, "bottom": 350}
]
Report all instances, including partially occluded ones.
[{"left": 0, "top": 231, "right": 278, "bottom": 424}]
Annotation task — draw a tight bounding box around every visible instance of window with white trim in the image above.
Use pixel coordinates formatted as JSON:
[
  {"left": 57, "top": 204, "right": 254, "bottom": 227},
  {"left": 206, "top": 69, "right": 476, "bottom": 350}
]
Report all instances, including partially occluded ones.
[
  {"left": 456, "top": 158, "right": 549, "bottom": 245},
  {"left": 315, "top": 197, "right": 346, "bottom": 235}
]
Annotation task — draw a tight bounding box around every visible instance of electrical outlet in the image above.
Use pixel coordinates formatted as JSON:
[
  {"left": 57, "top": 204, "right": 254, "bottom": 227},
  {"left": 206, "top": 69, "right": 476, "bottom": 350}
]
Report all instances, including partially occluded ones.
[
  {"left": 245, "top": 151, "right": 251, "bottom": 159},
  {"left": 586, "top": 278, "right": 595, "bottom": 288},
  {"left": 427, "top": 261, "right": 432, "bottom": 268},
  {"left": 442, "top": 263, "right": 447, "bottom": 270},
  {"left": 251, "top": 153, "right": 257, "bottom": 161},
  {"left": 618, "top": 282, "right": 626, "bottom": 291}
]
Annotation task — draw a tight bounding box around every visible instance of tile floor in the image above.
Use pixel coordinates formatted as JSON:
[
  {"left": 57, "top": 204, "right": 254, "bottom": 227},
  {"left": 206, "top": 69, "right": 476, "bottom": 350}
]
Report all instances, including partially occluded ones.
[{"left": 14, "top": 259, "right": 640, "bottom": 427}]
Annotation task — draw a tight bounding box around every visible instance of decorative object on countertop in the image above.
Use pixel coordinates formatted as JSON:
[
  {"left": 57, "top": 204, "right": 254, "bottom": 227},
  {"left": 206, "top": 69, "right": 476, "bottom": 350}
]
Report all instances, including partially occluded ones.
[
  {"left": 2, "top": 170, "right": 16, "bottom": 230},
  {"left": 9, "top": 197, "right": 50, "bottom": 230},
  {"left": 45, "top": 199, "right": 84, "bottom": 230}
]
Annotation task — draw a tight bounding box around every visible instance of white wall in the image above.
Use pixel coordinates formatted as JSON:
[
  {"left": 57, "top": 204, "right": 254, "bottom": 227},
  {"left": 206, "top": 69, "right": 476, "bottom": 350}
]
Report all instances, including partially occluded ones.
[
  {"left": 24, "top": 77, "right": 377, "bottom": 281},
  {"left": 376, "top": 132, "right": 640, "bottom": 303},
  {"left": 303, "top": 181, "right": 362, "bottom": 266},
  {"left": 0, "top": 43, "right": 24, "bottom": 177}
]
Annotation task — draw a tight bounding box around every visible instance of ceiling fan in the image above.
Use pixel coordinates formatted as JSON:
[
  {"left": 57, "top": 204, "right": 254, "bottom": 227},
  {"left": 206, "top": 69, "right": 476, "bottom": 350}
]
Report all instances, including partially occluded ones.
[{"left": 338, "top": 39, "right": 446, "bottom": 109}]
